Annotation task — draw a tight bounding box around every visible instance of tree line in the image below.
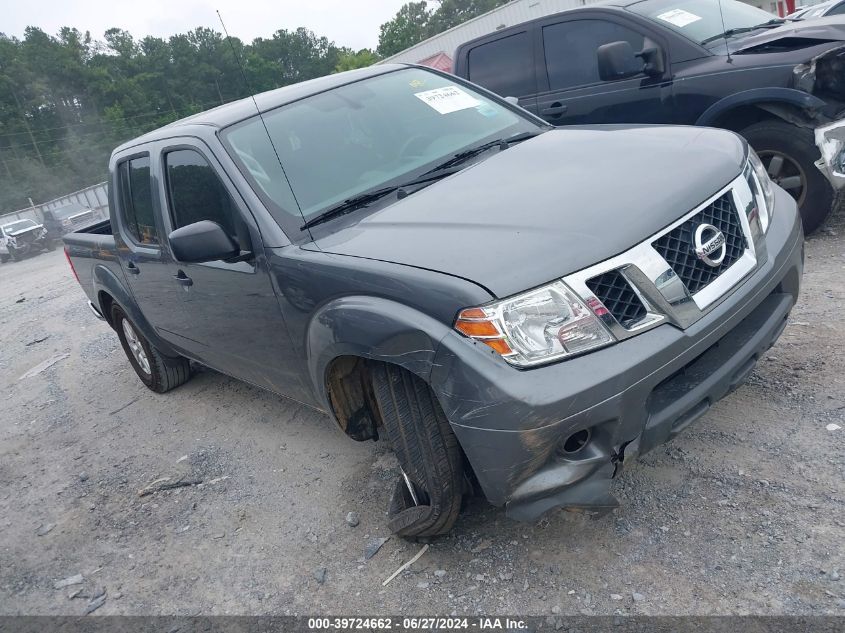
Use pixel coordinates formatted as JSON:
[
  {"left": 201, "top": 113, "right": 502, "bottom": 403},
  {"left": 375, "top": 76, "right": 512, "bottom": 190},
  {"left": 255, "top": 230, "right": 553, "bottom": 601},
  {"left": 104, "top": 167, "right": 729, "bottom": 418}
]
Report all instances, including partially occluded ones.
[{"left": 0, "top": 0, "right": 507, "bottom": 213}]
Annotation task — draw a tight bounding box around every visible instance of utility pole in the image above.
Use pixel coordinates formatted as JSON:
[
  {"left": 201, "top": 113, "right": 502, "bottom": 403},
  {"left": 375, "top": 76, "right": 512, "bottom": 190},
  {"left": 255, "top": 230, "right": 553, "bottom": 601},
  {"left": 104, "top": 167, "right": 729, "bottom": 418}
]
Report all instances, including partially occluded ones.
[
  {"left": 214, "top": 77, "right": 224, "bottom": 104},
  {"left": 11, "top": 88, "right": 45, "bottom": 167}
]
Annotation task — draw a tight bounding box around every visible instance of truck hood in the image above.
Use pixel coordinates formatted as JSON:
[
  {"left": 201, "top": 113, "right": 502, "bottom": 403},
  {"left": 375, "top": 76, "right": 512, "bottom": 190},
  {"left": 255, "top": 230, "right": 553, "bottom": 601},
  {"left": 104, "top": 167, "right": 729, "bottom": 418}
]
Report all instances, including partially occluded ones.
[
  {"left": 311, "top": 126, "right": 746, "bottom": 298},
  {"left": 7, "top": 225, "right": 44, "bottom": 238},
  {"left": 731, "top": 16, "right": 845, "bottom": 53}
]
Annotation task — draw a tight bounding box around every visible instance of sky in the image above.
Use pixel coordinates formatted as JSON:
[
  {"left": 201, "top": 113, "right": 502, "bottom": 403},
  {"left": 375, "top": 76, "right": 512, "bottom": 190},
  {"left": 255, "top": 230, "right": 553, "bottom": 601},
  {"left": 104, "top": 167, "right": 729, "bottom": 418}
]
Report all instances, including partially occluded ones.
[{"left": 1, "top": 0, "right": 408, "bottom": 50}]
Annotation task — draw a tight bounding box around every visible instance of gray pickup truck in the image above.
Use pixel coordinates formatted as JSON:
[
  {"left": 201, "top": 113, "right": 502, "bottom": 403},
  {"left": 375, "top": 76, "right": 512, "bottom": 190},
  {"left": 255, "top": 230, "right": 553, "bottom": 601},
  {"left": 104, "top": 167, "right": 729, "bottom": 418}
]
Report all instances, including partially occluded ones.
[{"left": 64, "top": 64, "right": 804, "bottom": 537}]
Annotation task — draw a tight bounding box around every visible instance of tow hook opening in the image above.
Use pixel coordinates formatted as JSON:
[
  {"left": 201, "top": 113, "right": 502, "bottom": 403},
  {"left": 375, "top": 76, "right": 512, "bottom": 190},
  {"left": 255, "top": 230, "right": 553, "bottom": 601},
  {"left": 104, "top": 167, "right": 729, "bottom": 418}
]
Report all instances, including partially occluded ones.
[{"left": 561, "top": 428, "right": 591, "bottom": 454}]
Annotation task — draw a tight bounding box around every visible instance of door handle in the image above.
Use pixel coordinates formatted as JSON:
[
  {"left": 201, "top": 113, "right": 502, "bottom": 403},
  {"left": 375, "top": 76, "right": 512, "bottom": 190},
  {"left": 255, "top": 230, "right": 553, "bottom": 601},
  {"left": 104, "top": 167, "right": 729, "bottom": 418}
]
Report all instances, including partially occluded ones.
[
  {"left": 541, "top": 102, "right": 568, "bottom": 118},
  {"left": 125, "top": 261, "right": 140, "bottom": 275},
  {"left": 174, "top": 271, "right": 193, "bottom": 287}
]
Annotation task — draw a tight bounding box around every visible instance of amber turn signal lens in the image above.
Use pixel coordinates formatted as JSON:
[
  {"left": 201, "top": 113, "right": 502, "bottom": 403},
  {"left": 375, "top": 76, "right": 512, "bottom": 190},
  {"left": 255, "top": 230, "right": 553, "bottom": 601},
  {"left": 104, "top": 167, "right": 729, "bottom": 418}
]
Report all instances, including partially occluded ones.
[
  {"left": 454, "top": 319, "right": 500, "bottom": 337},
  {"left": 458, "top": 307, "right": 487, "bottom": 319},
  {"left": 482, "top": 338, "right": 514, "bottom": 355}
]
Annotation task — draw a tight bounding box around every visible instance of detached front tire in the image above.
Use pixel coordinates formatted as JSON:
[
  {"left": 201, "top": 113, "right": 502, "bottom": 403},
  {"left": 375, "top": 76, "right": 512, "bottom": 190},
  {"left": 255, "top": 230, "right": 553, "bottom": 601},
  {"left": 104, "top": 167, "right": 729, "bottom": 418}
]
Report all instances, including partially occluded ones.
[
  {"left": 111, "top": 304, "right": 191, "bottom": 393},
  {"left": 370, "top": 363, "right": 464, "bottom": 538},
  {"left": 741, "top": 119, "right": 835, "bottom": 234}
]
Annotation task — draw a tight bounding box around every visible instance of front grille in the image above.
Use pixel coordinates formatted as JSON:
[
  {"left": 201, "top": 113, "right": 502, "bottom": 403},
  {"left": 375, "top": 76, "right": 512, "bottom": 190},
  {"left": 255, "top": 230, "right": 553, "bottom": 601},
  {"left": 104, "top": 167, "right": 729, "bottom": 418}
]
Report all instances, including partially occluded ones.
[
  {"left": 586, "top": 269, "right": 647, "bottom": 328},
  {"left": 652, "top": 193, "right": 746, "bottom": 295},
  {"left": 72, "top": 212, "right": 93, "bottom": 225}
]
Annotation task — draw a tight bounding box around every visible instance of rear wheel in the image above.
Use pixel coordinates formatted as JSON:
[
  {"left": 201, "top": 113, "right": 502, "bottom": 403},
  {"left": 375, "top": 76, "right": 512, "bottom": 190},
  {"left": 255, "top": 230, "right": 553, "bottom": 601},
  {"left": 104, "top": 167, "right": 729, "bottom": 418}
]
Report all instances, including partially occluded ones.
[
  {"left": 370, "top": 363, "right": 464, "bottom": 538},
  {"left": 741, "top": 120, "right": 835, "bottom": 234},
  {"left": 0, "top": 253, "right": 8, "bottom": 263},
  {"left": 111, "top": 304, "right": 192, "bottom": 393}
]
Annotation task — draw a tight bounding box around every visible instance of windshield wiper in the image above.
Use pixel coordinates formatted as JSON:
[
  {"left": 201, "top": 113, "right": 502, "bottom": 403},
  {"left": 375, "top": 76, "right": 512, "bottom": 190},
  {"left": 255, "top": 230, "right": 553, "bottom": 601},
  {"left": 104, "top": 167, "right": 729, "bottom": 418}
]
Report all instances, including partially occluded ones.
[
  {"left": 301, "top": 132, "right": 541, "bottom": 230},
  {"left": 700, "top": 19, "right": 785, "bottom": 45},
  {"left": 422, "top": 131, "right": 541, "bottom": 176},
  {"left": 300, "top": 169, "right": 462, "bottom": 230}
]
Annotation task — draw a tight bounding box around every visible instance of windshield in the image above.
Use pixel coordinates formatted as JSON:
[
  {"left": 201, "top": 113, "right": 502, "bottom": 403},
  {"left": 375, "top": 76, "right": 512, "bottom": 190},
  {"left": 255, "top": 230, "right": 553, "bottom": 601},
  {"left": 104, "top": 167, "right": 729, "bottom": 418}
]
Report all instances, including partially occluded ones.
[
  {"left": 629, "top": 0, "right": 777, "bottom": 45},
  {"left": 221, "top": 67, "right": 538, "bottom": 230},
  {"left": 3, "top": 219, "right": 38, "bottom": 233}
]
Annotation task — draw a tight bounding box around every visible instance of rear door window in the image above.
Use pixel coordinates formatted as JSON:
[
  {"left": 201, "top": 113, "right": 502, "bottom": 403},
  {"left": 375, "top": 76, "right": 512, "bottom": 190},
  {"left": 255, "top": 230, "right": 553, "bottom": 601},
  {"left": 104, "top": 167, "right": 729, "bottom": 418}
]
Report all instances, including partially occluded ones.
[
  {"left": 467, "top": 32, "right": 535, "bottom": 97},
  {"left": 542, "top": 20, "right": 645, "bottom": 91},
  {"left": 117, "top": 155, "right": 159, "bottom": 245}
]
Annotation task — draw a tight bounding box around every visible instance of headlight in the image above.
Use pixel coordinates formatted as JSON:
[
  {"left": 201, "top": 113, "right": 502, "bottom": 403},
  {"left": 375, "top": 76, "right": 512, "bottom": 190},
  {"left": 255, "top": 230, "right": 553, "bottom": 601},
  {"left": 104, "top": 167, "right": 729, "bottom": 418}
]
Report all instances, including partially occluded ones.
[
  {"left": 746, "top": 148, "right": 776, "bottom": 233},
  {"left": 454, "top": 280, "right": 615, "bottom": 368}
]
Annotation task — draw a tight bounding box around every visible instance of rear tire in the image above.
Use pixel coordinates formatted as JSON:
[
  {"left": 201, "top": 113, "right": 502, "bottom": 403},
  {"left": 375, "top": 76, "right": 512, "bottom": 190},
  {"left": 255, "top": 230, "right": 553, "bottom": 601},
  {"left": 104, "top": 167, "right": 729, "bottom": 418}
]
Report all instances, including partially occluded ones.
[
  {"left": 370, "top": 363, "right": 464, "bottom": 538},
  {"left": 111, "top": 304, "right": 192, "bottom": 393},
  {"left": 741, "top": 119, "right": 835, "bottom": 234},
  {"left": 0, "top": 253, "right": 8, "bottom": 263}
]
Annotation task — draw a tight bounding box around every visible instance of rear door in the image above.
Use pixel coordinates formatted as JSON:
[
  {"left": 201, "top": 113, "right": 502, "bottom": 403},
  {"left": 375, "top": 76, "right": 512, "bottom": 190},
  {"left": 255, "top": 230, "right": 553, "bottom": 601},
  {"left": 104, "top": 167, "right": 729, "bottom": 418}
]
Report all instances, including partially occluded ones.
[
  {"left": 535, "top": 14, "right": 675, "bottom": 125},
  {"left": 113, "top": 152, "right": 187, "bottom": 344},
  {"left": 157, "top": 140, "right": 302, "bottom": 396},
  {"left": 461, "top": 28, "right": 540, "bottom": 115}
]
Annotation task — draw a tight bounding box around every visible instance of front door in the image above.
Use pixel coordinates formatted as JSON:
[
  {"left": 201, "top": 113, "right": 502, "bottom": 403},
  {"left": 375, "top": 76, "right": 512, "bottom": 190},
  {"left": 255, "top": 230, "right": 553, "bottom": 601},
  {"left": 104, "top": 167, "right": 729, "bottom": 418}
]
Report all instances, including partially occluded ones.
[
  {"left": 157, "top": 142, "right": 306, "bottom": 399},
  {"left": 535, "top": 16, "right": 675, "bottom": 126},
  {"left": 461, "top": 29, "right": 540, "bottom": 116}
]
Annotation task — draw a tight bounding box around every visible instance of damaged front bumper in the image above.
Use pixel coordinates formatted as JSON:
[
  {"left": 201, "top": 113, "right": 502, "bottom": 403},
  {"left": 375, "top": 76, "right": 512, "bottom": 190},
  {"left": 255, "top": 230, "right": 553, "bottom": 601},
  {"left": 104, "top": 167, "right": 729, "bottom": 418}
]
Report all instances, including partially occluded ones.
[
  {"left": 816, "top": 119, "right": 845, "bottom": 189},
  {"left": 429, "top": 187, "right": 804, "bottom": 522}
]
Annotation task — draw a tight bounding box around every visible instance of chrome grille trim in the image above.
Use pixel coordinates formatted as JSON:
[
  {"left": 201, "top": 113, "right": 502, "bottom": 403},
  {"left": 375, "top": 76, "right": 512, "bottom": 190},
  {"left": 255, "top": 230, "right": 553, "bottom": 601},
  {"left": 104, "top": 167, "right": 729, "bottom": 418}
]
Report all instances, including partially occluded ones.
[{"left": 564, "top": 173, "right": 766, "bottom": 338}]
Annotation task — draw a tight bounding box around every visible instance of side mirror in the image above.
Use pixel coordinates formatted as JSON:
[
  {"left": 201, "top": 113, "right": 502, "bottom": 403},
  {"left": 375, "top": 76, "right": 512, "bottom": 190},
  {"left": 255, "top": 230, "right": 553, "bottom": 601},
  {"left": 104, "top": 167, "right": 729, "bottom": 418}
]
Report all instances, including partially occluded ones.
[
  {"left": 504, "top": 96, "right": 520, "bottom": 105},
  {"left": 597, "top": 41, "right": 643, "bottom": 81},
  {"left": 168, "top": 220, "right": 239, "bottom": 263}
]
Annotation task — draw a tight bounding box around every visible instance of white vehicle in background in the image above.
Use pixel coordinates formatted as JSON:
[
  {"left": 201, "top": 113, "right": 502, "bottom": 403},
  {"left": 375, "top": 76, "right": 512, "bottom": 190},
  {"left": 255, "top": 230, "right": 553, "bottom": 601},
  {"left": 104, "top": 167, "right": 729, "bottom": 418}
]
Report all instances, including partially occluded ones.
[
  {"left": 789, "top": 0, "right": 845, "bottom": 19},
  {"left": 0, "top": 218, "right": 56, "bottom": 263}
]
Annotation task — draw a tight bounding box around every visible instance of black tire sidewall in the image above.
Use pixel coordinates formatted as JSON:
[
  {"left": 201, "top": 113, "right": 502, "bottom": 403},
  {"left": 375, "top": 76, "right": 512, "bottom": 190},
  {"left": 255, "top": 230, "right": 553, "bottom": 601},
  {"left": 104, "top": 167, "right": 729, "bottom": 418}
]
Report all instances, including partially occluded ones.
[
  {"left": 370, "top": 363, "right": 464, "bottom": 537},
  {"left": 741, "top": 120, "right": 835, "bottom": 234},
  {"left": 112, "top": 304, "right": 157, "bottom": 390}
]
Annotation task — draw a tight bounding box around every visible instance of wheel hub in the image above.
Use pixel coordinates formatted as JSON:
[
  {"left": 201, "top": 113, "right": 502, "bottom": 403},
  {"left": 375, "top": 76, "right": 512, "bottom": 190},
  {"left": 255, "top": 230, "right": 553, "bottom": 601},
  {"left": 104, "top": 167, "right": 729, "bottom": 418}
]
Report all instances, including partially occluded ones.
[
  {"left": 758, "top": 150, "right": 807, "bottom": 207},
  {"left": 122, "top": 318, "right": 151, "bottom": 375}
]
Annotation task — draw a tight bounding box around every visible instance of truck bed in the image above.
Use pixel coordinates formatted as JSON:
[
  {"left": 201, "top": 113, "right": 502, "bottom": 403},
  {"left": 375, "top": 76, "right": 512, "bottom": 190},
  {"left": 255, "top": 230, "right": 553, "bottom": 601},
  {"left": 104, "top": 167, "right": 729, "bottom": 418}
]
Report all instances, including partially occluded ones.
[{"left": 62, "top": 219, "right": 122, "bottom": 314}]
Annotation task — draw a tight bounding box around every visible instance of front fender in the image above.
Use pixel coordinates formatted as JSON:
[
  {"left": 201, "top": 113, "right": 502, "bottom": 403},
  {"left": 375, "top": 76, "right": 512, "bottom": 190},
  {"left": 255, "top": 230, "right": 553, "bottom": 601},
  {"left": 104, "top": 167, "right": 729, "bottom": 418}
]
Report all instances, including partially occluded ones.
[
  {"left": 695, "top": 87, "right": 827, "bottom": 127},
  {"left": 306, "top": 296, "right": 454, "bottom": 409}
]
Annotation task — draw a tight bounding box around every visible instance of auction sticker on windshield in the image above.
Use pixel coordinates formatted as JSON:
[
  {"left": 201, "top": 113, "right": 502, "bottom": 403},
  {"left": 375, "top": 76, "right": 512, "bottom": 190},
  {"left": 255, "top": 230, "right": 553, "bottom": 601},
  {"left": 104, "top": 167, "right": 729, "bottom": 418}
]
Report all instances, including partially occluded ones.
[
  {"left": 656, "top": 8, "right": 702, "bottom": 28},
  {"left": 415, "top": 86, "right": 480, "bottom": 114}
]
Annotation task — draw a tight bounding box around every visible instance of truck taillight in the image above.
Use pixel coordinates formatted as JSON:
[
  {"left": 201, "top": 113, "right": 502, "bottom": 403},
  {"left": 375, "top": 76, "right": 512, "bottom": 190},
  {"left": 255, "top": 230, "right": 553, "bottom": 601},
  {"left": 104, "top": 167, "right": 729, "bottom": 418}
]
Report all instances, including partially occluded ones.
[{"left": 64, "top": 246, "right": 79, "bottom": 282}]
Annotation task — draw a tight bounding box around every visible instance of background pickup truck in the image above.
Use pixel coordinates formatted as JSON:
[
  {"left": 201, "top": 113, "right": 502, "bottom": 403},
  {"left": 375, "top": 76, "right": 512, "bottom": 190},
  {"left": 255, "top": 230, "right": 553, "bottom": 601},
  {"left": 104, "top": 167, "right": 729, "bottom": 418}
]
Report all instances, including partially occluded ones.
[
  {"left": 452, "top": 0, "right": 845, "bottom": 233},
  {"left": 65, "top": 63, "right": 804, "bottom": 537}
]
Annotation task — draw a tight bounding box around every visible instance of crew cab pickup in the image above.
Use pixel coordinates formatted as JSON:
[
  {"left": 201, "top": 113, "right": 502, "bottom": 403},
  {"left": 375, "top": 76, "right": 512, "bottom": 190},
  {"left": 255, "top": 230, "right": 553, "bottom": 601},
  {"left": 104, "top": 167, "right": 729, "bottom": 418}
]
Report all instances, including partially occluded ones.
[
  {"left": 452, "top": 0, "right": 845, "bottom": 233},
  {"left": 64, "top": 64, "right": 804, "bottom": 536}
]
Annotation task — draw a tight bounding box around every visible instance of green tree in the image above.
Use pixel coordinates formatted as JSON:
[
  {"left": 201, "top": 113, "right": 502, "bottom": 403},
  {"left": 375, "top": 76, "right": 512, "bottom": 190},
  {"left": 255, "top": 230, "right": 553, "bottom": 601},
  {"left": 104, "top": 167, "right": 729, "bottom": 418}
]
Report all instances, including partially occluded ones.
[
  {"left": 376, "top": 2, "right": 431, "bottom": 57},
  {"left": 0, "top": 22, "right": 350, "bottom": 213},
  {"left": 334, "top": 48, "right": 380, "bottom": 72}
]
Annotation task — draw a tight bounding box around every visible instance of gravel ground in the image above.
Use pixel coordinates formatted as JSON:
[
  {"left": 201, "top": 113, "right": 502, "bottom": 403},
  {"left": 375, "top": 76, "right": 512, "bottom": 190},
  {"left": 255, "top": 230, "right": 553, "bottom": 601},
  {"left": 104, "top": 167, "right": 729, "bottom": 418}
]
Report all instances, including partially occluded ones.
[{"left": 1, "top": 211, "right": 843, "bottom": 617}]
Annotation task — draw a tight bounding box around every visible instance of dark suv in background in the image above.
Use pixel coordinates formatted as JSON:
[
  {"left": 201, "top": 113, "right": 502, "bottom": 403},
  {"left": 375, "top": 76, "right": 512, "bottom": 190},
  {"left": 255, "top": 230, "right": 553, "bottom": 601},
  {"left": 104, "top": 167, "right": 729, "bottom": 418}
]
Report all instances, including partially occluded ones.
[{"left": 454, "top": 0, "right": 845, "bottom": 232}]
